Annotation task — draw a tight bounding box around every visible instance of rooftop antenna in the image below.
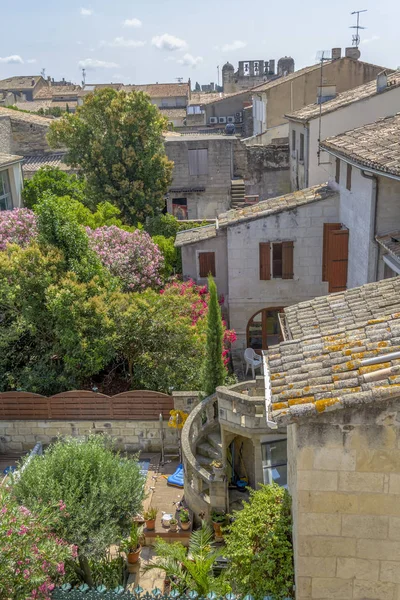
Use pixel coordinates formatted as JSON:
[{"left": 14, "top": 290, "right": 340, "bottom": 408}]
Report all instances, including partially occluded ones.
[
  {"left": 350, "top": 9, "right": 367, "bottom": 47},
  {"left": 316, "top": 50, "right": 332, "bottom": 167},
  {"left": 217, "top": 65, "right": 220, "bottom": 88},
  {"left": 176, "top": 77, "right": 184, "bottom": 83},
  {"left": 41, "top": 68, "right": 46, "bottom": 79},
  {"left": 81, "top": 68, "right": 86, "bottom": 87}
]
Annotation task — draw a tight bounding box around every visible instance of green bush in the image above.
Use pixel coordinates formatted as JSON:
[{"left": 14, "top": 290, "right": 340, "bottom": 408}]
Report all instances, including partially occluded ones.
[
  {"left": 152, "top": 234, "right": 181, "bottom": 278},
  {"left": 223, "top": 484, "right": 294, "bottom": 599},
  {"left": 22, "top": 166, "right": 87, "bottom": 209},
  {"left": 14, "top": 435, "right": 145, "bottom": 586}
]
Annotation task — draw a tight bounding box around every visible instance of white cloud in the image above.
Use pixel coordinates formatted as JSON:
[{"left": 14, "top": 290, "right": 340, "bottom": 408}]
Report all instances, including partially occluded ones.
[
  {"left": 221, "top": 40, "right": 247, "bottom": 52},
  {"left": 152, "top": 33, "right": 187, "bottom": 52},
  {"left": 361, "top": 35, "right": 380, "bottom": 45},
  {"left": 80, "top": 7, "right": 93, "bottom": 16},
  {"left": 27, "top": 58, "right": 37, "bottom": 64},
  {"left": 123, "top": 18, "right": 142, "bottom": 28},
  {"left": 78, "top": 58, "right": 119, "bottom": 69},
  {"left": 0, "top": 55, "right": 24, "bottom": 64},
  {"left": 101, "top": 37, "right": 146, "bottom": 48},
  {"left": 177, "top": 53, "right": 203, "bottom": 68}
]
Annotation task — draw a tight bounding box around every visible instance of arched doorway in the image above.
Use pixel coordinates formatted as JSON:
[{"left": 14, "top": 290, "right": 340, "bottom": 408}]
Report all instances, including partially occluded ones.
[{"left": 247, "top": 308, "right": 284, "bottom": 353}]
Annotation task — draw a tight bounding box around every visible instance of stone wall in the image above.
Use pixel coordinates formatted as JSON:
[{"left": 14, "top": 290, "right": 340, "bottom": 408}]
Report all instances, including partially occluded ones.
[
  {"left": 244, "top": 143, "right": 290, "bottom": 200},
  {"left": 289, "top": 396, "right": 400, "bottom": 600},
  {"left": 0, "top": 113, "right": 53, "bottom": 156}
]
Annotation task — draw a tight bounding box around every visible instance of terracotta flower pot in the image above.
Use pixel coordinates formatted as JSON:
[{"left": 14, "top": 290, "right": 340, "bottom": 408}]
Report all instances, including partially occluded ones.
[
  {"left": 180, "top": 520, "right": 191, "bottom": 531},
  {"left": 145, "top": 519, "right": 156, "bottom": 531},
  {"left": 127, "top": 545, "right": 142, "bottom": 564},
  {"left": 170, "top": 523, "right": 178, "bottom": 532},
  {"left": 212, "top": 521, "right": 223, "bottom": 538}
]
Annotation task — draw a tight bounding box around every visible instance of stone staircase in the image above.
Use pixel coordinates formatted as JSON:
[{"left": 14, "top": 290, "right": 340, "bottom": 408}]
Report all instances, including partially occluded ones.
[
  {"left": 195, "top": 426, "right": 222, "bottom": 474},
  {"left": 231, "top": 179, "right": 246, "bottom": 209}
]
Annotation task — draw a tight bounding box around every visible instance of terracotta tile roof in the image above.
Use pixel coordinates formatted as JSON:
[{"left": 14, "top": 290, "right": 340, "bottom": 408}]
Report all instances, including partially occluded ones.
[
  {"left": 217, "top": 183, "right": 336, "bottom": 228},
  {"left": 320, "top": 113, "right": 400, "bottom": 177},
  {"left": 123, "top": 82, "right": 190, "bottom": 98},
  {"left": 269, "top": 308, "right": 400, "bottom": 424},
  {"left": 14, "top": 100, "right": 53, "bottom": 112},
  {"left": 175, "top": 224, "right": 217, "bottom": 247},
  {"left": 284, "top": 277, "right": 400, "bottom": 341},
  {"left": 34, "top": 85, "right": 81, "bottom": 99},
  {"left": 0, "top": 152, "right": 23, "bottom": 167},
  {"left": 159, "top": 108, "right": 186, "bottom": 119},
  {"left": 376, "top": 231, "right": 400, "bottom": 261},
  {"left": 286, "top": 71, "right": 400, "bottom": 122},
  {"left": 22, "top": 153, "right": 71, "bottom": 173},
  {"left": 0, "top": 76, "right": 42, "bottom": 91},
  {"left": 0, "top": 107, "right": 53, "bottom": 126},
  {"left": 190, "top": 92, "right": 229, "bottom": 105}
]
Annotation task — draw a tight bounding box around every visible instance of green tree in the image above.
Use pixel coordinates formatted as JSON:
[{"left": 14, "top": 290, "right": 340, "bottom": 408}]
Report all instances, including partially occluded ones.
[
  {"left": 152, "top": 234, "right": 181, "bottom": 278},
  {"left": 14, "top": 435, "right": 145, "bottom": 587},
  {"left": 47, "top": 89, "right": 173, "bottom": 224},
  {"left": 22, "top": 166, "right": 86, "bottom": 209},
  {"left": 223, "top": 484, "right": 294, "bottom": 599},
  {"left": 202, "top": 276, "right": 226, "bottom": 396},
  {"left": 143, "top": 522, "right": 229, "bottom": 595}
]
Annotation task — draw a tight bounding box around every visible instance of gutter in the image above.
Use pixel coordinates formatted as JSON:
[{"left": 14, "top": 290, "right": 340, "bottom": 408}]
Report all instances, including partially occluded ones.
[
  {"left": 360, "top": 170, "right": 379, "bottom": 281},
  {"left": 320, "top": 146, "right": 400, "bottom": 183},
  {"left": 263, "top": 352, "right": 278, "bottom": 429}
]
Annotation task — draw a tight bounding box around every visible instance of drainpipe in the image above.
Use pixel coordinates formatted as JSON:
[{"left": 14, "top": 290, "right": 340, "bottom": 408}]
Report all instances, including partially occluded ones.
[
  {"left": 263, "top": 353, "right": 278, "bottom": 429},
  {"left": 305, "top": 124, "right": 310, "bottom": 188},
  {"left": 360, "top": 170, "right": 379, "bottom": 281}
]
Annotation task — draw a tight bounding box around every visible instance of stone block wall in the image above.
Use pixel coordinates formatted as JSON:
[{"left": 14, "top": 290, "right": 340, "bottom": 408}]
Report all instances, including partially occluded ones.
[
  {"left": 244, "top": 143, "right": 290, "bottom": 200},
  {"left": 289, "top": 397, "right": 400, "bottom": 600}
]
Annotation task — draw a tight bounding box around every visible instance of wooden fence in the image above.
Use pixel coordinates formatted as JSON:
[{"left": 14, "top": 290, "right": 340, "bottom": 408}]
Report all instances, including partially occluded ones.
[{"left": 0, "top": 390, "right": 174, "bottom": 421}]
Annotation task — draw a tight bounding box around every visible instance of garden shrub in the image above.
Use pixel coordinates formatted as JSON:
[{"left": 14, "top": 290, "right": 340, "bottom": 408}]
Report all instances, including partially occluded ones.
[
  {"left": 223, "top": 483, "right": 294, "bottom": 599},
  {"left": 0, "top": 208, "right": 37, "bottom": 250},
  {"left": 22, "top": 166, "right": 87, "bottom": 209}
]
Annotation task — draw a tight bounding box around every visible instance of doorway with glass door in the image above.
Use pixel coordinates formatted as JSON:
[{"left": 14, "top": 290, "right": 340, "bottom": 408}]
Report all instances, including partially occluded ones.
[{"left": 247, "top": 308, "right": 284, "bottom": 354}]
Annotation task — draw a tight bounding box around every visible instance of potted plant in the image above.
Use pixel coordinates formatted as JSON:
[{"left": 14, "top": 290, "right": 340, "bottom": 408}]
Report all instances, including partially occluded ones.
[
  {"left": 179, "top": 509, "right": 191, "bottom": 531},
  {"left": 169, "top": 518, "right": 178, "bottom": 532},
  {"left": 211, "top": 459, "right": 224, "bottom": 479},
  {"left": 211, "top": 510, "right": 226, "bottom": 538},
  {"left": 143, "top": 507, "right": 158, "bottom": 531},
  {"left": 120, "top": 523, "right": 143, "bottom": 564}
]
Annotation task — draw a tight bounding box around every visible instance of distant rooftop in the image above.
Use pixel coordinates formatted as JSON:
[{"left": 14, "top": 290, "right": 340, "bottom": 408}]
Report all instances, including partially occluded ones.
[
  {"left": 124, "top": 82, "right": 190, "bottom": 98},
  {"left": 0, "top": 152, "right": 23, "bottom": 168},
  {"left": 320, "top": 113, "right": 400, "bottom": 178},
  {"left": 175, "top": 224, "right": 217, "bottom": 247},
  {"left": 0, "top": 106, "right": 53, "bottom": 125},
  {"left": 0, "top": 75, "right": 43, "bottom": 91},
  {"left": 286, "top": 71, "right": 400, "bottom": 122},
  {"left": 22, "top": 153, "right": 70, "bottom": 173},
  {"left": 164, "top": 132, "right": 231, "bottom": 141},
  {"left": 35, "top": 84, "right": 81, "bottom": 99}
]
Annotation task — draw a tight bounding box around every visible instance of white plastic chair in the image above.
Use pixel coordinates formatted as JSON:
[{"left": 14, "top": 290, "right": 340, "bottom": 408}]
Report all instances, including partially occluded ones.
[{"left": 244, "top": 348, "right": 263, "bottom": 379}]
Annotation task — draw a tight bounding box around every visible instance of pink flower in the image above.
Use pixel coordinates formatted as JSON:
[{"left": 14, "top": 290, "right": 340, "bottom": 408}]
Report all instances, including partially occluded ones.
[
  {"left": 6, "top": 529, "right": 12, "bottom": 536},
  {"left": 18, "top": 525, "right": 29, "bottom": 535},
  {"left": 23, "top": 569, "right": 30, "bottom": 579},
  {"left": 58, "top": 500, "right": 66, "bottom": 511},
  {"left": 71, "top": 544, "right": 78, "bottom": 559},
  {"left": 56, "top": 562, "right": 65, "bottom": 574}
]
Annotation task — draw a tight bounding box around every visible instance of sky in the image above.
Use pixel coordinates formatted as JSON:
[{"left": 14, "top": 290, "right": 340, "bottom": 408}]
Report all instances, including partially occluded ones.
[{"left": 1, "top": 0, "right": 399, "bottom": 86}]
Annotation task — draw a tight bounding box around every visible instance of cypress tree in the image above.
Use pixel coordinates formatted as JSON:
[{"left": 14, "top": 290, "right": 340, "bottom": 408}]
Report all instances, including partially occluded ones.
[{"left": 202, "top": 275, "right": 226, "bottom": 396}]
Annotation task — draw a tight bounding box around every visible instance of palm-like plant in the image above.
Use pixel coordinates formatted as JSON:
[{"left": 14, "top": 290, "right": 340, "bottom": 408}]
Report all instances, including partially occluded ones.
[{"left": 142, "top": 522, "right": 228, "bottom": 595}]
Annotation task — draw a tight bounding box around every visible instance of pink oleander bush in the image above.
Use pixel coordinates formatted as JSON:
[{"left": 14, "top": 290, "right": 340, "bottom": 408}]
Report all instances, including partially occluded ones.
[
  {"left": 87, "top": 226, "right": 164, "bottom": 291},
  {"left": 0, "top": 489, "right": 73, "bottom": 600},
  {"left": 0, "top": 208, "right": 37, "bottom": 250}
]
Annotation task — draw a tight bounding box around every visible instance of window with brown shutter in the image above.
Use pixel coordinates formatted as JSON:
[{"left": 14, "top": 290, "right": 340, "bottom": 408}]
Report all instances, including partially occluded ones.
[
  {"left": 346, "top": 164, "right": 352, "bottom": 191},
  {"left": 322, "top": 223, "right": 341, "bottom": 281},
  {"left": 259, "top": 242, "right": 271, "bottom": 280},
  {"left": 272, "top": 243, "right": 283, "bottom": 278},
  {"left": 335, "top": 158, "right": 340, "bottom": 184},
  {"left": 282, "top": 241, "right": 294, "bottom": 279},
  {"left": 323, "top": 226, "right": 349, "bottom": 292},
  {"left": 299, "top": 133, "right": 304, "bottom": 161},
  {"left": 198, "top": 252, "right": 216, "bottom": 277}
]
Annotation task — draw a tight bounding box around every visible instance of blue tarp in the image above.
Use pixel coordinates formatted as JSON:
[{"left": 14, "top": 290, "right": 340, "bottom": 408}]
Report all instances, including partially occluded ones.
[{"left": 167, "top": 463, "right": 184, "bottom": 488}]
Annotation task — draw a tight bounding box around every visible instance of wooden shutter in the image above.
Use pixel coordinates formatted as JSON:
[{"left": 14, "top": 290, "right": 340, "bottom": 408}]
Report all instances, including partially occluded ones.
[
  {"left": 335, "top": 158, "right": 340, "bottom": 184},
  {"left": 198, "top": 252, "right": 216, "bottom": 277},
  {"left": 259, "top": 242, "right": 271, "bottom": 280},
  {"left": 346, "top": 164, "right": 352, "bottom": 191},
  {"left": 322, "top": 223, "right": 341, "bottom": 281},
  {"left": 188, "top": 150, "right": 199, "bottom": 175},
  {"left": 327, "top": 228, "right": 349, "bottom": 293},
  {"left": 282, "top": 241, "right": 294, "bottom": 279}
]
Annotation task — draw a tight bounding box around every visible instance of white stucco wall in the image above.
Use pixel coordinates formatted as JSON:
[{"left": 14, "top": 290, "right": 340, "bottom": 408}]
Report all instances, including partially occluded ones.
[
  {"left": 289, "top": 121, "right": 307, "bottom": 190},
  {"left": 1, "top": 162, "right": 23, "bottom": 209},
  {"left": 226, "top": 194, "right": 340, "bottom": 350},
  {"left": 306, "top": 86, "right": 400, "bottom": 188}
]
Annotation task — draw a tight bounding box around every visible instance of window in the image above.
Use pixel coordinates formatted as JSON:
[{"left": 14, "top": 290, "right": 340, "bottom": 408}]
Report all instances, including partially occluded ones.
[
  {"left": 299, "top": 133, "right": 304, "bottom": 161},
  {"left": 0, "top": 170, "right": 12, "bottom": 211},
  {"left": 188, "top": 149, "right": 208, "bottom": 176},
  {"left": 335, "top": 158, "right": 340, "bottom": 184},
  {"left": 198, "top": 252, "right": 216, "bottom": 277},
  {"left": 247, "top": 308, "right": 284, "bottom": 351},
  {"left": 262, "top": 439, "right": 287, "bottom": 488},
  {"left": 292, "top": 130, "right": 296, "bottom": 152},
  {"left": 259, "top": 242, "right": 294, "bottom": 280},
  {"left": 346, "top": 164, "right": 352, "bottom": 191},
  {"left": 172, "top": 198, "right": 188, "bottom": 220}
]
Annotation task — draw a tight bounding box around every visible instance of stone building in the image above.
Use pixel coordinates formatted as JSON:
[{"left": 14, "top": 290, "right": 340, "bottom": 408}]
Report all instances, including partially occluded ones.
[
  {"left": 249, "top": 52, "right": 389, "bottom": 144},
  {"left": 320, "top": 113, "right": 400, "bottom": 289},
  {"left": 0, "top": 75, "right": 47, "bottom": 102},
  {"left": 176, "top": 183, "right": 342, "bottom": 356},
  {"left": 0, "top": 107, "right": 69, "bottom": 179},
  {"left": 222, "top": 58, "right": 282, "bottom": 93},
  {"left": 0, "top": 152, "right": 23, "bottom": 210},
  {"left": 277, "top": 56, "right": 295, "bottom": 77},
  {"left": 286, "top": 70, "right": 400, "bottom": 190}
]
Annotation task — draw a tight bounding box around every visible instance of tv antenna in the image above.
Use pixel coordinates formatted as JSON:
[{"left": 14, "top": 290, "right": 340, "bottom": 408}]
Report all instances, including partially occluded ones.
[
  {"left": 81, "top": 68, "right": 86, "bottom": 87},
  {"left": 350, "top": 9, "right": 367, "bottom": 47},
  {"left": 315, "top": 50, "right": 332, "bottom": 166},
  {"left": 41, "top": 68, "right": 46, "bottom": 79},
  {"left": 176, "top": 77, "right": 184, "bottom": 83}
]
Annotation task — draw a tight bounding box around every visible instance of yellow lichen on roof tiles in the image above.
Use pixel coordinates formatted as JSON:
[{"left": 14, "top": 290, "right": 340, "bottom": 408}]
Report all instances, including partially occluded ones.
[
  {"left": 270, "top": 373, "right": 282, "bottom": 380},
  {"left": 359, "top": 362, "right": 391, "bottom": 375},
  {"left": 315, "top": 398, "right": 341, "bottom": 413},
  {"left": 367, "top": 318, "right": 388, "bottom": 325},
  {"left": 378, "top": 341, "right": 389, "bottom": 348},
  {"left": 271, "top": 401, "right": 289, "bottom": 410},
  {"left": 288, "top": 396, "right": 315, "bottom": 406}
]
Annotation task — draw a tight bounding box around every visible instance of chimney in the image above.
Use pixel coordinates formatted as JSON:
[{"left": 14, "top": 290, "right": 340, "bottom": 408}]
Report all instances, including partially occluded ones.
[
  {"left": 317, "top": 84, "right": 337, "bottom": 104},
  {"left": 345, "top": 47, "right": 361, "bottom": 60},
  {"left": 377, "top": 71, "right": 388, "bottom": 93},
  {"left": 331, "top": 48, "right": 342, "bottom": 60},
  {"left": 31, "top": 78, "right": 35, "bottom": 86}
]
